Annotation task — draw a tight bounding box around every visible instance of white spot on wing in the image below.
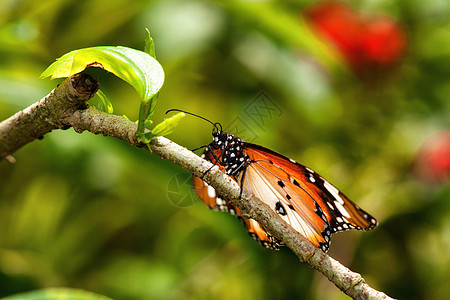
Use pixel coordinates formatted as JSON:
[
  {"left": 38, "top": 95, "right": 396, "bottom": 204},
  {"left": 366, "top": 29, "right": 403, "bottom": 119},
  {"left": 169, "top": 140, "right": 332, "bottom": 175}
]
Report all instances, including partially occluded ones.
[
  {"left": 334, "top": 201, "right": 351, "bottom": 218},
  {"left": 207, "top": 185, "right": 216, "bottom": 198},
  {"left": 216, "top": 197, "right": 225, "bottom": 205},
  {"left": 306, "top": 167, "right": 314, "bottom": 173},
  {"left": 324, "top": 181, "right": 344, "bottom": 204}
]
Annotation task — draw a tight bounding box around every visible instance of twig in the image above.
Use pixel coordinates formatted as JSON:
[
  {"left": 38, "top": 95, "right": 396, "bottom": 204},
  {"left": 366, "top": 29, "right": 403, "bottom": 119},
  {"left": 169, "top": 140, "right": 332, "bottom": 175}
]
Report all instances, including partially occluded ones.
[{"left": 0, "top": 75, "right": 394, "bottom": 300}]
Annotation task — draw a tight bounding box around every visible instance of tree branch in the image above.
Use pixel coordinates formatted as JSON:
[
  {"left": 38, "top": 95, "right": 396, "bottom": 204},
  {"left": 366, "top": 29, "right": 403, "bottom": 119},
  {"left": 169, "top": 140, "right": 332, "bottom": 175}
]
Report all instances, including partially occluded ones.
[
  {"left": 0, "top": 74, "right": 99, "bottom": 159},
  {"left": 0, "top": 75, "right": 394, "bottom": 300}
]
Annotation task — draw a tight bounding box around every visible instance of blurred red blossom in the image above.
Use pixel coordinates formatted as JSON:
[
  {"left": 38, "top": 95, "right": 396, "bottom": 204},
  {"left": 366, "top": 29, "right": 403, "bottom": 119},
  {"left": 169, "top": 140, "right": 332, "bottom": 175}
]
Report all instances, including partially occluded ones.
[
  {"left": 414, "top": 131, "right": 450, "bottom": 184},
  {"left": 303, "top": 1, "right": 408, "bottom": 74}
]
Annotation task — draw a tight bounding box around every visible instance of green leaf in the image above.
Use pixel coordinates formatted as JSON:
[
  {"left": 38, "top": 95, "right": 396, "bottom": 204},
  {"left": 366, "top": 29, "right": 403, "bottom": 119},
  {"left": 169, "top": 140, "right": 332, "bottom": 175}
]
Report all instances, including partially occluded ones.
[
  {"left": 144, "top": 118, "right": 153, "bottom": 128},
  {"left": 144, "top": 28, "right": 156, "bottom": 58},
  {"left": 150, "top": 112, "right": 185, "bottom": 137},
  {"left": 90, "top": 89, "right": 113, "bottom": 113},
  {"left": 1, "top": 287, "right": 112, "bottom": 300},
  {"left": 40, "top": 46, "right": 164, "bottom": 103}
]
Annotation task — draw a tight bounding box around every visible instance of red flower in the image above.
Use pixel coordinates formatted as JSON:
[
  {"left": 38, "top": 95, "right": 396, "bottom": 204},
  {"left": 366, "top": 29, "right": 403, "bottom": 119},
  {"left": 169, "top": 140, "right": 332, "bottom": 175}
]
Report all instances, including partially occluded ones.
[
  {"left": 414, "top": 131, "right": 450, "bottom": 184},
  {"left": 304, "top": 1, "right": 407, "bottom": 74},
  {"left": 359, "top": 18, "right": 407, "bottom": 65}
]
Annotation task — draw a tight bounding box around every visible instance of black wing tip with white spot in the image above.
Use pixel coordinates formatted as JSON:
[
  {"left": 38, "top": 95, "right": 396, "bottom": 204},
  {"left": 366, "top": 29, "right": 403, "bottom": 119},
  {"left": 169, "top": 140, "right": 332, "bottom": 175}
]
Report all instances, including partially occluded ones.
[
  {"left": 249, "top": 232, "right": 283, "bottom": 250},
  {"left": 360, "top": 209, "right": 378, "bottom": 229},
  {"left": 319, "top": 242, "right": 330, "bottom": 252}
]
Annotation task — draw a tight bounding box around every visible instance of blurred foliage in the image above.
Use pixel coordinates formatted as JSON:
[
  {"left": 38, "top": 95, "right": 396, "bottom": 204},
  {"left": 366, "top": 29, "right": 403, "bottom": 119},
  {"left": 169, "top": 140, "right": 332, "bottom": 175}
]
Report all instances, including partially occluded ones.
[
  {"left": 0, "top": 0, "right": 449, "bottom": 300},
  {"left": 2, "top": 287, "right": 112, "bottom": 300}
]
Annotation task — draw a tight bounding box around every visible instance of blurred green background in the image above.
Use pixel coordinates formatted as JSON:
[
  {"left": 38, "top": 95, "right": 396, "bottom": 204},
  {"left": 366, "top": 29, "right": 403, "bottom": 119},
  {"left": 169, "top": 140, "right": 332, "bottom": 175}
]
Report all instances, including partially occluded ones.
[{"left": 0, "top": 0, "right": 449, "bottom": 299}]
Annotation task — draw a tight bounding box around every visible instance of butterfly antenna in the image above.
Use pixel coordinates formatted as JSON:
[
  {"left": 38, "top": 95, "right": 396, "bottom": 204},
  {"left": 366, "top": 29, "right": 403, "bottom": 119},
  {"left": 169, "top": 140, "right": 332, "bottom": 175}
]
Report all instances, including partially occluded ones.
[{"left": 166, "top": 109, "right": 222, "bottom": 131}]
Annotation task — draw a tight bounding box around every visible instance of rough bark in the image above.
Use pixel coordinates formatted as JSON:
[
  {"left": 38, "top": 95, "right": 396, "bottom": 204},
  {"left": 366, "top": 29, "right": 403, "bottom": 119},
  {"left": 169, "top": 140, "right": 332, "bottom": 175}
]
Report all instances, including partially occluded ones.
[{"left": 0, "top": 74, "right": 99, "bottom": 158}]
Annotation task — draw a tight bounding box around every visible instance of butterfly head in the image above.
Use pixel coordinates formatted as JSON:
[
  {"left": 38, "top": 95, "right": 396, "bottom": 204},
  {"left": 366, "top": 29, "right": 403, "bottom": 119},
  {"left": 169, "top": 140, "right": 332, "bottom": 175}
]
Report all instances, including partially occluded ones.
[
  {"left": 211, "top": 129, "right": 243, "bottom": 148},
  {"left": 211, "top": 122, "right": 224, "bottom": 138},
  {"left": 165, "top": 109, "right": 249, "bottom": 175},
  {"left": 211, "top": 128, "right": 229, "bottom": 147}
]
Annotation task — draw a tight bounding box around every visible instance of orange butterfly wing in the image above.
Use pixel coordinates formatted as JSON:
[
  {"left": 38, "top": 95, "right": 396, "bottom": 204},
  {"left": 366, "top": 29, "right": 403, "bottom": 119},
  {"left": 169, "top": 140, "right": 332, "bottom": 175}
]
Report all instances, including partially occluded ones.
[{"left": 193, "top": 143, "right": 377, "bottom": 252}]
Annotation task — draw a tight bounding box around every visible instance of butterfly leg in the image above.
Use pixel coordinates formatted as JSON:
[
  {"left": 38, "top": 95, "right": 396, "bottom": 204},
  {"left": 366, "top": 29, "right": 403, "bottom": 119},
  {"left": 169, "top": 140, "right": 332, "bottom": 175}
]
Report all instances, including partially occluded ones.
[
  {"left": 200, "top": 146, "right": 226, "bottom": 179},
  {"left": 190, "top": 144, "right": 209, "bottom": 152},
  {"left": 238, "top": 166, "right": 247, "bottom": 199}
]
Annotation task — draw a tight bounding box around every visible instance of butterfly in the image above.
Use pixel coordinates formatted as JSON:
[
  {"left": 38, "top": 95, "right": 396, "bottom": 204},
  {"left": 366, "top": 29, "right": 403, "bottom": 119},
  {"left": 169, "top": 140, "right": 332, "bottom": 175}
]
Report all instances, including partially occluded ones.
[{"left": 167, "top": 110, "right": 377, "bottom": 252}]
